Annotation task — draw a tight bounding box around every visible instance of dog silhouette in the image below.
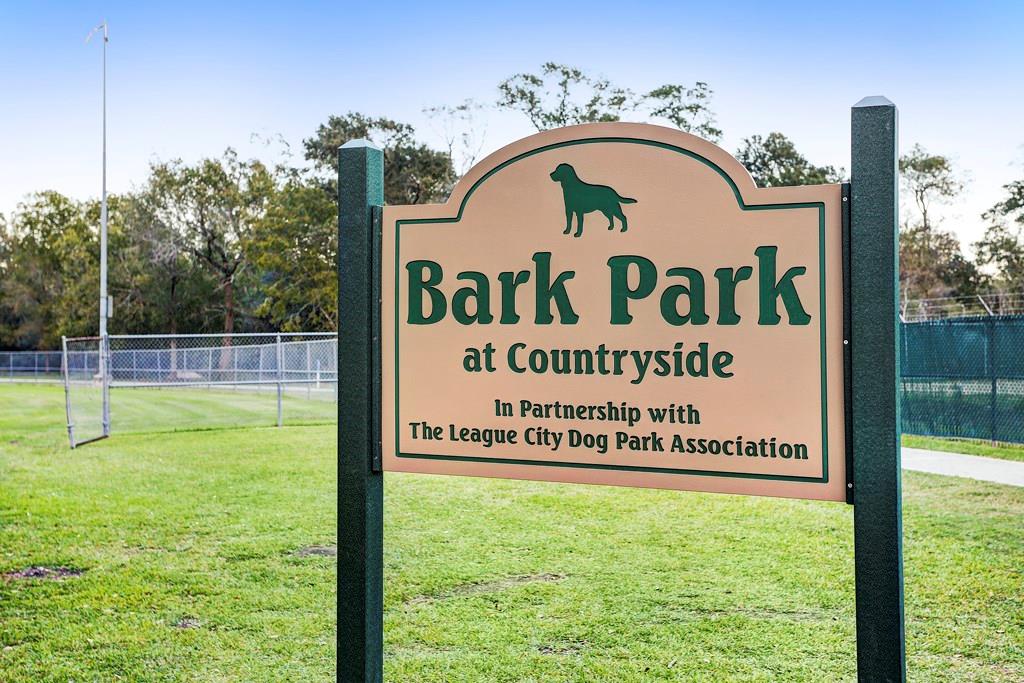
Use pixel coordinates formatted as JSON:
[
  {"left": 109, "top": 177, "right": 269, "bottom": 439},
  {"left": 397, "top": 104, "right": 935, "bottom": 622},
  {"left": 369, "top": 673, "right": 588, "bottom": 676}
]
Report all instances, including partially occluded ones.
[{"left": 549, "top": 163, "right": 637, "bottom": 238}]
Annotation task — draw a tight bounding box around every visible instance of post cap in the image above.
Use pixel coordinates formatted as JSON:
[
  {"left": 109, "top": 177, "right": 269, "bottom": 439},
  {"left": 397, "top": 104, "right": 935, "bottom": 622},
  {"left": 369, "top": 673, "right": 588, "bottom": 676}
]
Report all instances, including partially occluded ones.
[
  {"left": 853, "top": 95, "right": 895, "bottom": 108},
  {"left": 340, "top": 138, "right": 381, "bottom": 151}
]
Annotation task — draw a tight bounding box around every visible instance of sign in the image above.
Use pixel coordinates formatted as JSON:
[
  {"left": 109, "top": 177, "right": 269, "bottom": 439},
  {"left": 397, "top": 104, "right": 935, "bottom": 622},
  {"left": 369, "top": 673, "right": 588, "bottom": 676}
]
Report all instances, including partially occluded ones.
[
  {"left": 381, "top": 123, "right": 847, "bottom": 501},
  {"left": 342, "top": 100, "right": 905, "bottom": 682}
]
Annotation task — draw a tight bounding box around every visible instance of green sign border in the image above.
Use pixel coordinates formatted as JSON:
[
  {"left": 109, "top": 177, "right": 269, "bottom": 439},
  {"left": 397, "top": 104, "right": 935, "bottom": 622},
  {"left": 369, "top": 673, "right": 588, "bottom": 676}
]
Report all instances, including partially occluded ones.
[{"left": 394, "top": 137, "right": 830, "bottom": 484}]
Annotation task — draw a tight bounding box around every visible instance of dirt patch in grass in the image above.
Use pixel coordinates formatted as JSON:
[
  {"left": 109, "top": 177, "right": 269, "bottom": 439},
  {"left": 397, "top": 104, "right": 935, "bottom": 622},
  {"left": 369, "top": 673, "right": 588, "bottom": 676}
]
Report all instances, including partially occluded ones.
[
  {"left": 173, "top": 617, "right": 201, "bottom": 629},
  {"left": 3, "top": 566, "right": 84, "bottom": 581},
  {"left": 295, "top": 545, "right": 336, "bottom": 557},
  {"left": 408, "top": 573, "right": 566, "bottom": 604},
  {"left": 538, "top": 639, "right": 587, "bottom": 656}
]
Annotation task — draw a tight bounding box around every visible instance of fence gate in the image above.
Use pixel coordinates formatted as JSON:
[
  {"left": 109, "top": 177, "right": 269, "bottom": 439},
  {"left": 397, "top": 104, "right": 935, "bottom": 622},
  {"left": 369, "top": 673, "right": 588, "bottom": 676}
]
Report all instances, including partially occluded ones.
[{"left": 61, "top": 336, "right": 109, "bottom": 448}]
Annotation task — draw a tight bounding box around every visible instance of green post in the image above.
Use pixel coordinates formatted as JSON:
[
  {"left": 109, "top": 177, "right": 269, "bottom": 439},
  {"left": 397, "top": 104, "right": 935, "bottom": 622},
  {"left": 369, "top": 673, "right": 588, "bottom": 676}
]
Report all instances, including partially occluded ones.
[
  {"left": 850, "top": 96, "right": 906, "bottom": 682},
  {"left": 338, "top": 139, "right": 384, "bottom": 683}
]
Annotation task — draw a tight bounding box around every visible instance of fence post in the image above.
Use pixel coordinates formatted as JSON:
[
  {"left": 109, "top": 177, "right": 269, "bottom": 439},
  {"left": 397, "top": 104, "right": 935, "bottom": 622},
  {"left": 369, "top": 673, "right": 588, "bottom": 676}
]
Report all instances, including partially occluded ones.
[
  {"left": 851, "top": 96, "right": 906, "bottom": 682},
  {"left": 101, "top": 335, "right": 111, "bottom": 437},
  {"left": 988, "top": 316, "right": 997, "bottom": 443},
  {"left": 338, "top": 139, "right": 384, "bottom": 683},
  {"left": 276, "top": 334, "right": 283, "bottom": 427},
  {"left": 61, "top": 336, "right": 76, "bottom": 448}
]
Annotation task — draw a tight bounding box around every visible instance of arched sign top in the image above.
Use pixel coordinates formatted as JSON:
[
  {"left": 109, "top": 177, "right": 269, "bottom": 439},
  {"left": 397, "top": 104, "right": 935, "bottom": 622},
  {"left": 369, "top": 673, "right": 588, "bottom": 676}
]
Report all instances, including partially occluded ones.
[{"left": 435, "top": 122, "right": 835, "bottom": 219}]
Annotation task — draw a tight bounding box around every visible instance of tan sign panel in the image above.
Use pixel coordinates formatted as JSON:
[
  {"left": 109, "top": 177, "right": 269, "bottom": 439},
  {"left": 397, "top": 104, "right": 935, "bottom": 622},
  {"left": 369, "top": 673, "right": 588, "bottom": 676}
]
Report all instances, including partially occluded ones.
[{"left": 381, "top": 122, "right": 846, "bottom": 501}]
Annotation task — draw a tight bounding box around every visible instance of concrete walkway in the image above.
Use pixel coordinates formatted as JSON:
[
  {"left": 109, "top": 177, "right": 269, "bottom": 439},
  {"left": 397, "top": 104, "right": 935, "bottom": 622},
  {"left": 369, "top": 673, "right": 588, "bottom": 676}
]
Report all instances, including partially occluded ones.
[{"left": 902, "top": 447, "right": 1024, "bottom": 487}]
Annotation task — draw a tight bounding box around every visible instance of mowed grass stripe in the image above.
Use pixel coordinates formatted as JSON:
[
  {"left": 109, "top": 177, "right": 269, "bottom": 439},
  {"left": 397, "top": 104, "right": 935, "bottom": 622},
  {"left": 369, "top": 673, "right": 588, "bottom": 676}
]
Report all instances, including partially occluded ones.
[{"left": 0, "top": 384, "right": 1021, "bottom": 681}]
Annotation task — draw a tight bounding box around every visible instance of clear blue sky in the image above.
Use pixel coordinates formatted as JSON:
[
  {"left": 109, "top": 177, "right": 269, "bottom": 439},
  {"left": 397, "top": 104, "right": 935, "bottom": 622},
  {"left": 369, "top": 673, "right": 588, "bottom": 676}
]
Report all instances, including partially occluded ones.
[{"left": 2, "top": 1, "right": 1021, "bottom": 252}]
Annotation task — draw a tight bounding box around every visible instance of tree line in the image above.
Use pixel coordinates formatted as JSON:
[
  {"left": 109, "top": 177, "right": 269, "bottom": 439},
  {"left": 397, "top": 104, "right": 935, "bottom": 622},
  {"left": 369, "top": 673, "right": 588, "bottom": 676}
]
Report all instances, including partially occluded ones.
[{"left": 2, "top": 63, "right": 1022, "bottom": 350}]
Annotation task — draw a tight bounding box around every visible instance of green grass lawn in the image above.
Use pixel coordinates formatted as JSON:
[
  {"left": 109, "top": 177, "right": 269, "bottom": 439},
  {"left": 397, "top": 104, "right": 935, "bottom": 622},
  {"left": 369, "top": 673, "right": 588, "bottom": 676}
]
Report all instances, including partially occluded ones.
[
  {"left": 903, "top": 433, "right": 1024, "bottom": 463},
  {"left": 1, "top": 384, "right": 1022, "bottom": 681}
]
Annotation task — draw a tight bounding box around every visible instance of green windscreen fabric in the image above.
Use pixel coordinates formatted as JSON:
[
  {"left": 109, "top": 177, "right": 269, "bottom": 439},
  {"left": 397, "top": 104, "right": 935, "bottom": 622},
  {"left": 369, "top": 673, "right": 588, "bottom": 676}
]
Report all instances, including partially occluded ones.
[{"left": 901, "top": 316, "right": 1024, "bottom": 443}]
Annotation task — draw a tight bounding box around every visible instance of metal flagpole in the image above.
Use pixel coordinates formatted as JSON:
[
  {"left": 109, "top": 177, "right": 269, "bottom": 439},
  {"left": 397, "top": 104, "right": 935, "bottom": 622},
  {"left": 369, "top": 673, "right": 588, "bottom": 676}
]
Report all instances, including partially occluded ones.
[
  {"left": 87, "top": 21, "right": 109, "bottom": 338},
  {"left": 87, "top": 21, "right": 110, "bottom": 436}
]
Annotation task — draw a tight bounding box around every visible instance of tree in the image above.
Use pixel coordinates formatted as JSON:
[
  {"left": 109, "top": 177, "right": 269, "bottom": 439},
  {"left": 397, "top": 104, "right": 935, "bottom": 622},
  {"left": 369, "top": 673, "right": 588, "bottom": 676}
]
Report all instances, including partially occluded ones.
[
  {"left": 976, "top": 179, "right": 1024, "bottom": 291},
  {"left": 0, "top": 191, "right": 187, "bottom": 348},
  {"left": 0, "top": 192, "right": 99, "bottom": 348},
  {"left": 735, "top": 133, "right": 843, "bottom": 187},
  {"left": 900, "top": 224, "right": 980, "bottom": 306},
  {"left": 899, "top": 144, "right": 962, "bottom": 231},
  {"left": 303, "top": 113, "right": 454, "bottom": 205},
  {"left": 497, "top": 63, "right": 633, "bottom": 130},
  {"left": 146, "top": 150, "right": 276, "bottom": 337},
  {"left": 974, "top": 223, "right": 1024, "bottom": 291},
  {"left": 644, "top": 82, "right": 721, "bottom": 141},
  {"left": 896, "top": 146, "right": 972, "bottom": 303},
  {"left": 423, "top": 99, "right": 488, "bottom": 177},
  {"left": 0, "top": 214, "right": 16, "bottom": 346},
  {"left": 985, "top": 178, "right": 1024, "bottom": 224},
  {"left": 120, "top": 188, "right": 215, "bottom": 337},
  {"left": 497, "top": 63, "right": 721, "bottom": 140},
  {"left": 249, "top": 176, "right": 337, "bottom": 331}
]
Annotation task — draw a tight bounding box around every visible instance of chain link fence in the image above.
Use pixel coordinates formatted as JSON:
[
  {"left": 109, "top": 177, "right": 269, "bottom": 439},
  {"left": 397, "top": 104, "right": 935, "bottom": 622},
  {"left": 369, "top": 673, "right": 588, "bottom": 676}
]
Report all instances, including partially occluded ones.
[
  {"left": 901, "top": 315, "right": 1024, "bottom": 443},
  {"left": 0, "top": 350, "right": 64, "bottom": 382},
  {"left": 60, "top": 333, "right": 337, "bottom": 445},
  {"left": 44, "top": 318, "right": 1023, "bottom": 447},
  {"left": 62, "top": 336, "right": 109, "bottom": 447}
]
